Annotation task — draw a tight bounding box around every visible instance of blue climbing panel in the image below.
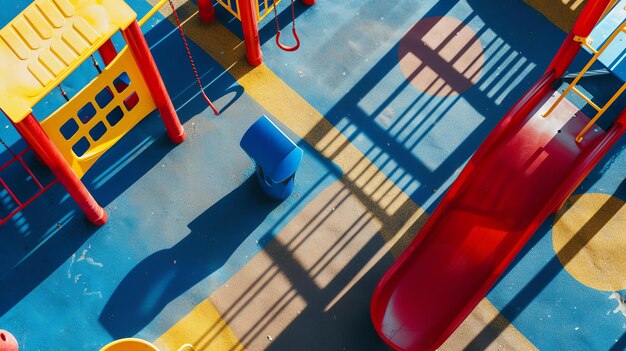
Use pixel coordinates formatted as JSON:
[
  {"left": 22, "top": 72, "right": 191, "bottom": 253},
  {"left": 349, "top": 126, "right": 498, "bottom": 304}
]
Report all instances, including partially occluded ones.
[{"left": 588, "top": 0, "right": 626, "bottom": 81}]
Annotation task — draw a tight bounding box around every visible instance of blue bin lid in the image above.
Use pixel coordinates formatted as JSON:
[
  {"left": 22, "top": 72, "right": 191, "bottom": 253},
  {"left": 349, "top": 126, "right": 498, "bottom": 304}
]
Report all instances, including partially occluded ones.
[{"left": 241, "top": 116, "right": 303, "bottom": 182}]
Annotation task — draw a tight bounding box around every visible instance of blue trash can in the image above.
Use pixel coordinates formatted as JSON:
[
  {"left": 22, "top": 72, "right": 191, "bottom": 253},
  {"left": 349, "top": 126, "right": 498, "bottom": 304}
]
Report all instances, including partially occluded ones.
[{"left": 240, "top": 116, "right": 303, "bottom": 200}]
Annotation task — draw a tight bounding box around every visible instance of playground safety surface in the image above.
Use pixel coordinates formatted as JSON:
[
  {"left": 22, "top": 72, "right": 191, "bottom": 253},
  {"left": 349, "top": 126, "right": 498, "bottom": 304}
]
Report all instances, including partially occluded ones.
[{"left": 0, "top": 0, "right": 625, "bottom": 350}]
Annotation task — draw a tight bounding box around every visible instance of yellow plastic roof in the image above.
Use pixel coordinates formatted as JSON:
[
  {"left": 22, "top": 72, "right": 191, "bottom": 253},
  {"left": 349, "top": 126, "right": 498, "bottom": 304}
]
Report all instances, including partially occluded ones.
[{"left": 0, "top": 0, "right": 136, "bottom": 123}]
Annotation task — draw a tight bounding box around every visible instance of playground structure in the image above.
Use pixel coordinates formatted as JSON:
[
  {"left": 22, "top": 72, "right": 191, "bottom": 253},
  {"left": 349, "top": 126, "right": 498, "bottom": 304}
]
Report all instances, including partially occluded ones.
[
  {"left": 370, "top": 1, "right": 626, "bottom": 350},
  {"left": 0, "top": 0, "right": 185, "bottom": 226},
  {"left": 0, "top": 0, "right": 624, "bottom": 349},
  {"left": 198, "top": 0, "right": 314, "bottom": 66}
]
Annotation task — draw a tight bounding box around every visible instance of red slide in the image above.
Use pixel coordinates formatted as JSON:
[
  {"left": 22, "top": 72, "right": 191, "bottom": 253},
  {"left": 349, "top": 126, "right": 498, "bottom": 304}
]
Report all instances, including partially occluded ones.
[{"left": 370, "top": 2, "right": 624, "bottom": 350}]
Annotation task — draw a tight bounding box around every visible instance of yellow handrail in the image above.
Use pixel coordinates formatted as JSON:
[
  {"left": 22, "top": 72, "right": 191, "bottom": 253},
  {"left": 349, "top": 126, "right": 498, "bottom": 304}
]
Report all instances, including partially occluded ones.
[
  {"left": 215, "top": 0, "right": 281, "bottom": 22},
  {"left": 542, "top": 21, "right": 626, "bottom": 142},
  {"left": 577, "top": 81, "right": 626, "bottom": 141},
  {"left": 258, "top": 0, "right": 277, "bottom": 22},
  {"left": 571, "top": 86, "right": 602, "bottom": 111},
  {"left": 216, "top": 0, "right": 241, "bottom": 20}
]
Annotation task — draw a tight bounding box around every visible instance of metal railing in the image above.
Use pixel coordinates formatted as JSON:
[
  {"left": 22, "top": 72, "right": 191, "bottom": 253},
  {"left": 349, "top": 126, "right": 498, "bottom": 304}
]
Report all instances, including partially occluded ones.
[
  {"left": 542, "top": 19, "right": 626, "bottom": 142},
  {"left": 215, "top": 0, "right": 280, "bottom": 22}
]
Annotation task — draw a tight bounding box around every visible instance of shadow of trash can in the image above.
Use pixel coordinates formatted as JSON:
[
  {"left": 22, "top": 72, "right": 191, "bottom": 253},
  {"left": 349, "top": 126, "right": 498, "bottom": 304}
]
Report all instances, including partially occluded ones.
[{"left": 240, "top": 116, "right": 303, "bottom": 200}]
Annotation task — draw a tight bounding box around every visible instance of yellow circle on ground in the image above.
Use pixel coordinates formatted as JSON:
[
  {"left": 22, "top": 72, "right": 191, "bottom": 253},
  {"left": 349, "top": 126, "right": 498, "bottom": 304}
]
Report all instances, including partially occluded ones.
[{"left": 553, "top": 193, "right": 626, "bottom": 291}]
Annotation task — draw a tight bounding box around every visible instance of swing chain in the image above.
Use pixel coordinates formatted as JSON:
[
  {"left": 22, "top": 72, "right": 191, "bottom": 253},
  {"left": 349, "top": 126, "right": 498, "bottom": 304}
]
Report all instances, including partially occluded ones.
[
  {"left": 0, "top": 138, "right": 18, "bottom": 160},
  {"left": 90, "top": 55, "right": 102, "bottom": 74},
  {"left": 272, "top": 0, "right": 300, "bottom": 52},
  {"left": 167, "top": 0, "right": 219, "bottom": 115},
  {"left": 57, "top": 85, "right": 69, "bottom": 102}
]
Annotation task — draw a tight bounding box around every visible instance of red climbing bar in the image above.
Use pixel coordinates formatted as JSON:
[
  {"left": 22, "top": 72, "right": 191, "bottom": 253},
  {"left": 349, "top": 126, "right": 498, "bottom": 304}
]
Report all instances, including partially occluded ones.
[
  {"left": 122, "top": 20, "right": 186, "bottom": 144},
  {"left": 198, "top": 0, "right": 216, "bottom": 23},
  {"left": 301, "top": 0, "right": 315, "bottom": 5},
  {"left": 98, "top": 39, "right": 118, "bottom": 66},
  {"left": 239, "top": 0, "right": 263, "bottom": 66},
  {"left": 0, "top": 147, "right": 57, "bottom": 225},
  {"left": 12, "top": 114, "right": 107, "bottom": 226}
]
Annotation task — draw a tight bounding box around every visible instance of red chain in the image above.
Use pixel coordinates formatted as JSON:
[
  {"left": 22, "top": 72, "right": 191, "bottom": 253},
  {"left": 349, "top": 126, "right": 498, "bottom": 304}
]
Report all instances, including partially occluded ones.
[
  {"left": 168, "top": 0, "right": 219, "bottom": 115},
  {"left": 291, "top": 0, "right": 296, "bottom": 30},
  {"left": 272, "top": 0, "right": 296, "bottom": 31}
]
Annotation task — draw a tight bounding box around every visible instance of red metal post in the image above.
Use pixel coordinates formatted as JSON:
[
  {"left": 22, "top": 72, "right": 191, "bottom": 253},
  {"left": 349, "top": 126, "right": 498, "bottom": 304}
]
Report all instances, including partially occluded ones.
[
  {"left": 301, "top": 0, "right": 315, "bottom": 5},
  {"left": 198, "top": 0, "right": 217, "bottom": 23},
  {"left": 238, "top": 0, "right": 263, "bottom": 66},
  {"left": 122, "top": 20, "right": 186, "bottom": 144},
  {"left": 98, "top": 39, "right": 118, "bottom": 66},
  {"left": 13, "top": 114, "right": 107, "bottom": 226}
]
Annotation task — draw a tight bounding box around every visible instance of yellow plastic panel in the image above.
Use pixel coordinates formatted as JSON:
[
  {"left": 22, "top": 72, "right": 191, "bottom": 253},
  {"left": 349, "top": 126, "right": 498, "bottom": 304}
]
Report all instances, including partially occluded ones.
[
  {"left": 12, "top": 17, "right": 43, "bottom": 49},
  {"left": 39, "top": 48, "right": 65, "bottom": 75},
  {"left": 36, "top": 0, "right": 65, "bottom": 28},
  {"left": 53, "top": 0, "right": 76, "bottom": 17},
  {"left": 24, "top": 7, "right": 54, "bottom": 39},
  {"left": 28, "top": 60, "right": 55, "bottom": 86},
  {"left": 50, "top": 39, "right": 77, "bottom": 64},
  {"left": 1, "top": 29, "right": 30, "bottom": 60},
  {"left": 0, "top": 0, "right": 136, "bottom": 123},
  {"left": 40, "top": 48, "right": 156, "bottom": 178},
  {"left": 73, "top": 17, "right": 100, "bottom": 44},
  {"left": 62, "top": 28, "right": 89, "bottom": 53}
]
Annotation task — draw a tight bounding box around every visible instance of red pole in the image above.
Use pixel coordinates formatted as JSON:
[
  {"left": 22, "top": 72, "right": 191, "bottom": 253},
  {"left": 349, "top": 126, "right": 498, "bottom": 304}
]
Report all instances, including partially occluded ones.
[
  {"left": 238, "top": 0, "right": 263, "bottom": 66},
  {"left": 301, "top": 0, "right": 315, "bottom": 5},
  {"left": 198, "top": 0, "right": 216, "bottom": 23},
  {"left": 98, "top": 39, "right": 118, "bottom": 66},
  {"left": 13, "top": 114, "right": 107, "bottom": 226},
  {"left": 122, "top": 21, "right": 186, "bottom": 144},
  {"left": 547, "top": 0, "right": 613, "bottom": 77}
]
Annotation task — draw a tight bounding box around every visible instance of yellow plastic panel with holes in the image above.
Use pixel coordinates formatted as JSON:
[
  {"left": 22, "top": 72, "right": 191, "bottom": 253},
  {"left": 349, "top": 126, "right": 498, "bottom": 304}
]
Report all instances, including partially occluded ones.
[
  {"left": 0, "top": 0, "right": 136, "bottom": 123},
  {"left": 40, "top": 48, "right": 156, "bottom": 179}
]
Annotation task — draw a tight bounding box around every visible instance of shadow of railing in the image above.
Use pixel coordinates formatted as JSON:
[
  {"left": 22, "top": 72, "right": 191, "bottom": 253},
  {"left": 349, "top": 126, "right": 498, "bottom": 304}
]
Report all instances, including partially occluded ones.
[{"left": 147, "top": 0, "right": 624, "bottom": 349}]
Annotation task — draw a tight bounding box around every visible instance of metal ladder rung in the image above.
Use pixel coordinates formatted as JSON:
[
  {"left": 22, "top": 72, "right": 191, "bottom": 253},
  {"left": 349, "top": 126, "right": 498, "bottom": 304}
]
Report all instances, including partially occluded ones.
[
  {"left": 0, "top": 145, "right": 58, "bottom": 225},
  {"left": 576, "top": 81, "right": 626, "bottom": 141},
  {"left": 575, "top": 36, "right": 600, "bottom": 54},
  {"left": 571, "top": 86, "right": 602, "bottom": 111},
  {"left": 583, "top": 41, "right": 599, "bottom": 54},
  {"left": 543, "top": 16, "right": 626, "bottom": 142}
]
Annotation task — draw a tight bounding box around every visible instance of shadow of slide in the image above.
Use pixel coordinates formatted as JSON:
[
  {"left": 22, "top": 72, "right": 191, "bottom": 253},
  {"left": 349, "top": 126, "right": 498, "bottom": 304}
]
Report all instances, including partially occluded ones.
[{"left": 99, "top": 176, "right": 279, "bottom": 338}]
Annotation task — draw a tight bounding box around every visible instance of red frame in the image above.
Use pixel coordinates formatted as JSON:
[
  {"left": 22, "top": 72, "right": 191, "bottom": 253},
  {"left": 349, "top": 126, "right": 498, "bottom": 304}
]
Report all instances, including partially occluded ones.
[
  {"left": 198, "top": 0, "right": 314, "bottom": 66},
  {"left": 0, "top": 147, "right": 57, "bottom": 226},
  {"left": 4, "top": 20, "right": 185, "bottom": 226}
]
